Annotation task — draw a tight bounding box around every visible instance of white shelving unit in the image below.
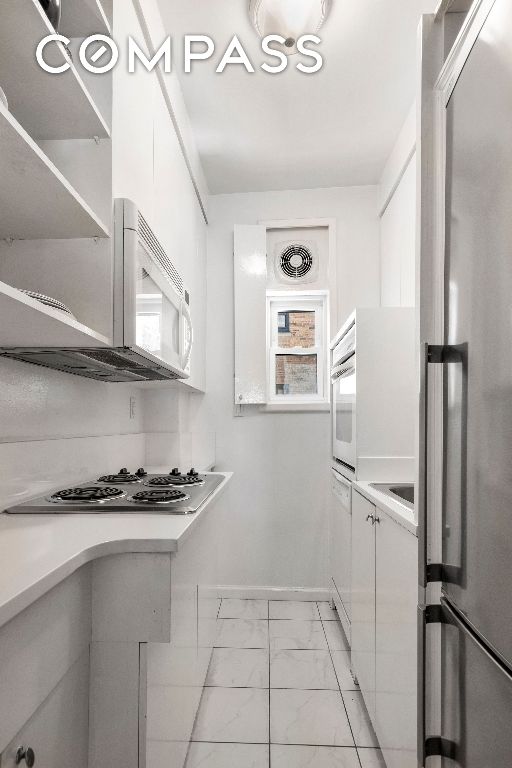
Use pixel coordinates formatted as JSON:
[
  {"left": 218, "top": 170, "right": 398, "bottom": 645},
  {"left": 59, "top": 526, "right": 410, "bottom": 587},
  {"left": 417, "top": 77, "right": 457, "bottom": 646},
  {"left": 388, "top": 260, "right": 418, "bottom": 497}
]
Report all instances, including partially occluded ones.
[
  {"left": 60, "top": 0, "right": 112, "bottom": 37},
  {"left": 0, "top": 103, "right": 109, "bottom": 239},
  {"left": 0, "top": 0, "right": 110, "bottom": 140},
  {"left": 0, "top": 0, "right": 114, "bottom": 351},
  {"left": 0, "top": 281, "right": 110, "bottom": 348}
]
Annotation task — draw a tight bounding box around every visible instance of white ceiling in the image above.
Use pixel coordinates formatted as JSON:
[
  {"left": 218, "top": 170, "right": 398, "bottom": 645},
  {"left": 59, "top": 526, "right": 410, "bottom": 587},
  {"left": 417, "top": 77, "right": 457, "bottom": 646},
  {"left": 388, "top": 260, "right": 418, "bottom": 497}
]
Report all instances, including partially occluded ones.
[{"left": 158, "top": 0, "right": 438, "bottom": 194}]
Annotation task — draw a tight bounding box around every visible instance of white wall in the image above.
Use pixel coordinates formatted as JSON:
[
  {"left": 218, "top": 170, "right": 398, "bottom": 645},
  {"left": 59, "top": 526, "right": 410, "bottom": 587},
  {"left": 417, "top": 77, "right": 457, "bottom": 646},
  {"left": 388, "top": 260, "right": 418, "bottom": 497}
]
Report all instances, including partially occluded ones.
[
  {"left": 0, "top": 357, "right": 146, "bottom": 510},
  {"left": 165, "top": 185, "right": 380, "bottom": 591},
  {"left": 379, "top": 104, "right": 417, "bottom": 307}
]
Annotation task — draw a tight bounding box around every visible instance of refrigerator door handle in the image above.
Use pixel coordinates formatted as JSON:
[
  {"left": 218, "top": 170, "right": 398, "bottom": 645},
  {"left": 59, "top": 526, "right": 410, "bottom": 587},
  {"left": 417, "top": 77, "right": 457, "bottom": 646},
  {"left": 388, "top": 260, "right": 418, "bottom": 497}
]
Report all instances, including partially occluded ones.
[
  {"left": 419, "top": 602, "right": 458, "bottom": 765},
  {"left": 421, "top": 343, "right": 466, "bottom": 587},
  {"left": 417, "top": 605, "right": 427, "bottom": 767},
  {"left": 418, "top": 342, "right": 429, "bottom": 590}
]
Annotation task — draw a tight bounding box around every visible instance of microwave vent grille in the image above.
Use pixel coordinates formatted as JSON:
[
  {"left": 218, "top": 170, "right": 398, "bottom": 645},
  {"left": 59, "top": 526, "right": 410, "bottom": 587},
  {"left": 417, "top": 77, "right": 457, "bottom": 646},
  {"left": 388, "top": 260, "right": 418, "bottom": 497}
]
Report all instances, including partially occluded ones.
[{"left": 137, "top": 212, "right": 184, "bottom": 296}]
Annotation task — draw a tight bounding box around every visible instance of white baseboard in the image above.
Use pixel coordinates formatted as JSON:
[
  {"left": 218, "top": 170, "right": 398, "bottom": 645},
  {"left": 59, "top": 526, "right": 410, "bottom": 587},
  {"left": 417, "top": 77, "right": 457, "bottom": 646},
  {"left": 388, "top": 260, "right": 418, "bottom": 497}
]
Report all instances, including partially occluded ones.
[{"left": 216, "top": 586, "right": 331, "bottom": 602}]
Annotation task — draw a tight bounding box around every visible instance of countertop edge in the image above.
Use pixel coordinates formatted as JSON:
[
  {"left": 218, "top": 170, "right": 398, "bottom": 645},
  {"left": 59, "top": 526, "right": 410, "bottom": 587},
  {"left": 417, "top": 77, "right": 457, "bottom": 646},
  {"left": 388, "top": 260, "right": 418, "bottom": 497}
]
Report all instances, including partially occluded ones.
[
  {"left": 353, "top": 480, "right": 418, "bottom": 537},
  {"left": 0, "top": 472, "right": 232, "bottom": 630}
]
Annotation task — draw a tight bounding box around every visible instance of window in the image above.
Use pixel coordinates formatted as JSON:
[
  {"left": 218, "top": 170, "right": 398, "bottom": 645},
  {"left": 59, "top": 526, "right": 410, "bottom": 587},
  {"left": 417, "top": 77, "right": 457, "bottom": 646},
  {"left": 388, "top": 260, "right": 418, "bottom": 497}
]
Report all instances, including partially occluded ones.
[{"left": 267, "top": 292, "right": 328, "bottom": 404}]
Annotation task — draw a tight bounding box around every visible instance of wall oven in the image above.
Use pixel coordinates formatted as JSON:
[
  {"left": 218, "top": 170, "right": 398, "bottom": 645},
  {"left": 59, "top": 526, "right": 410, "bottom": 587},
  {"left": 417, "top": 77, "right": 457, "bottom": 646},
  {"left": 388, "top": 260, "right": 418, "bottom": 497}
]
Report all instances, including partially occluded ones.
[{"left": 331, "top": 323, "right": 356, "bottom": 470}]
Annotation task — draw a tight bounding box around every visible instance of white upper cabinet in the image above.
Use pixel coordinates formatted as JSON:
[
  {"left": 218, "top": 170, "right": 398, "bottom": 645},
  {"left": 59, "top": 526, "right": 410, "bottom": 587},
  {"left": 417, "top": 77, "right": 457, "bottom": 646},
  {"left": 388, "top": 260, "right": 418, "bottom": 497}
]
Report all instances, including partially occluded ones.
[
  {"left": 152, "top": 82, "right": 207, "bottom": 392},
  {"left": 112, "top": 0, "right": 155, "bottom": 220},
  {"left": 380, "top": 154, "right": 416, "bottom": 307},
  {"left": 152, "top": 82, "right": 197, "bottom": 276}
]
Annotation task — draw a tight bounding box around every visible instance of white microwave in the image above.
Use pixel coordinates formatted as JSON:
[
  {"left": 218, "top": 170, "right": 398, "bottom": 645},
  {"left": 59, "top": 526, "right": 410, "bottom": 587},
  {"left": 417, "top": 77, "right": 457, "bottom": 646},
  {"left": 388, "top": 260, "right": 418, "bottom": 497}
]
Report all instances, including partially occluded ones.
[
  {"left": 331, "top": 323, "right": 356, "bottom": 470},
  {"left": 0, "top": 200, "right": 192, "bottom": 383},
  {"left": 113, "top": 198, "right": 193, "bottom": 379}
]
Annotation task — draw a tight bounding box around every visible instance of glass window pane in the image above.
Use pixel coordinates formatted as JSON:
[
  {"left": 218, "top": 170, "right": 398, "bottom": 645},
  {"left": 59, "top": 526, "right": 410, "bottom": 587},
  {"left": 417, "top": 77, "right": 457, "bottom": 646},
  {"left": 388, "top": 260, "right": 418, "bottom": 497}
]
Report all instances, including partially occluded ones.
[
  {"left": 275, "top": 354, "right": 318, "bottom": 395},
  {"left": 277, "top": 310, "right": 315, "bottom": 348}
]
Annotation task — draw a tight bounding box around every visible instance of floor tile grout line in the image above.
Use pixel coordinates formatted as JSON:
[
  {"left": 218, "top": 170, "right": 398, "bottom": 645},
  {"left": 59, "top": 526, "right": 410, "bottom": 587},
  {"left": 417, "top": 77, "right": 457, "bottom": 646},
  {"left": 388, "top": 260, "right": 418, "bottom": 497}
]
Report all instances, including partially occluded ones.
[
  {"left": 318, "top": 611, "right": 362, "bottom": 766},
  {"left": 218, "top": 617, "right": 323, "bottom": 621},
  {"left": 186, "top": 739, "right": 362, "bottom": 747}
]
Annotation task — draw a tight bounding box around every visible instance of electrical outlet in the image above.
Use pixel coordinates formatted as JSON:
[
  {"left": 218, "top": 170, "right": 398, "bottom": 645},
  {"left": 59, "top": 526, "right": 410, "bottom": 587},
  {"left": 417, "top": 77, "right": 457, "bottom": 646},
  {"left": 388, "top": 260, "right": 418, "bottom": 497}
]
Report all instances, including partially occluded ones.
[{"left": 129, "top": 396, "right": 136, "bottom": 420}]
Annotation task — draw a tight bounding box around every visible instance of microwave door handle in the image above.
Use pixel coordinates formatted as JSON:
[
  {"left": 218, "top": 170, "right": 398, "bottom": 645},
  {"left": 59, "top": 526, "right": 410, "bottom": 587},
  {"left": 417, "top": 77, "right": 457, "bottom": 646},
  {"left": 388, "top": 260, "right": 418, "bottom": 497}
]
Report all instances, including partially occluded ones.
[{"left": 180, "top": 300, "right": 193, "bottom": 370}]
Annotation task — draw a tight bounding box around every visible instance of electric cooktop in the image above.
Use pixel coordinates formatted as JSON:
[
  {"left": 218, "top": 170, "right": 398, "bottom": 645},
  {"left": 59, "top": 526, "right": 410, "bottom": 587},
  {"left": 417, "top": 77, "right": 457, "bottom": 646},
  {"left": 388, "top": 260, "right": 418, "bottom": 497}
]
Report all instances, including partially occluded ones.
[{"left": 5, "top": 468, "right": 223, "bottom": 515}]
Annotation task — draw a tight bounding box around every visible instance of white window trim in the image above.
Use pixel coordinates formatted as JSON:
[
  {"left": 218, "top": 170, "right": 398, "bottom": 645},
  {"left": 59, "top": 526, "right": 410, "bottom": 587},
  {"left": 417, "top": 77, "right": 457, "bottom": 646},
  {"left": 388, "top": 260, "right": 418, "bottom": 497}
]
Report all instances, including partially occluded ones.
[{"left": 266, "top": 290, "right": 329, "bottom": 407}]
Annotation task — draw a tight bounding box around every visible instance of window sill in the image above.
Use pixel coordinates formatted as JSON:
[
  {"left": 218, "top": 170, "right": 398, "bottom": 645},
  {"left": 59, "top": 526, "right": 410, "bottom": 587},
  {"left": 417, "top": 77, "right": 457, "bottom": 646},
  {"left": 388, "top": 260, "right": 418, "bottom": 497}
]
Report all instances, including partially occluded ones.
[{"left": 260, "top": 402, "right": 331, "bottom": 413}]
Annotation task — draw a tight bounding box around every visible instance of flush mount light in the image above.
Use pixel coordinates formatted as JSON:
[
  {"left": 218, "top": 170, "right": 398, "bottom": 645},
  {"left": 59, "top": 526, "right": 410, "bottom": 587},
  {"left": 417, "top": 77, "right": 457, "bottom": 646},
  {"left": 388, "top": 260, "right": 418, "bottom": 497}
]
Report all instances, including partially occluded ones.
[{"left": 249, "top": 0, "right": 331, "bottom": 53}]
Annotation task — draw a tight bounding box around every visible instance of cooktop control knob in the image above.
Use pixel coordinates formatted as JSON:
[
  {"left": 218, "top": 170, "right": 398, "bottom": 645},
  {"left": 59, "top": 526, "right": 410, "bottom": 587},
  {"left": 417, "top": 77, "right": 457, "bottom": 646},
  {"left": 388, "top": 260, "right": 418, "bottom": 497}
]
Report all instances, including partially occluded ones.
[
  {"left": 188, "top": 468, "right": 198, "bottom": 477},
  {"left": 119, "top": 468, "right": 129, "bottom": 475},
  {"left": 136, "top": 468, "right": 147, "bottom": 477},
  {"left": 170, "top": 468, "right": 180, "bottom": 476}
]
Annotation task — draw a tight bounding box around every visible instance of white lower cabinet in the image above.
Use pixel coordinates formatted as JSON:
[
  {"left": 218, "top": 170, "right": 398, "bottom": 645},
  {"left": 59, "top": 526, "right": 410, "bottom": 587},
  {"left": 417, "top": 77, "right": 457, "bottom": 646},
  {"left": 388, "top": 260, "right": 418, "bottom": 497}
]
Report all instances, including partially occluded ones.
[
  {"left": 0, "top": 568, "right": 92, "bottom": 768},
  {"left": 146, "top": 494, "right": 222, "bottom": 768},
  {"left": 329, "top": 470, "right": 352, "bottom": 641},
  {"left": 0, "top": 652, "right": 90, "bottom": 768},
  {"left": 351, "top": 489, "right": 418, "bottom": 768},
  {"left": 375, "top": 512, "right": 418, "bottom": 768},
  {"left": 351, "top": 490, "right": 376, "bottom": 721}
]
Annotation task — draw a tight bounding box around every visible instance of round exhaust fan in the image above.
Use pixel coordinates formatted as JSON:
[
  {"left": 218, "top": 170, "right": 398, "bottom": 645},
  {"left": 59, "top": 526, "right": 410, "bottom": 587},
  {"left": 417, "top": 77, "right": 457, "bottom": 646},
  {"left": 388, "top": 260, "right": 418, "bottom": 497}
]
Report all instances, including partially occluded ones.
[{"left": 279, "top": 243, "right": 314, "bottom": 281}]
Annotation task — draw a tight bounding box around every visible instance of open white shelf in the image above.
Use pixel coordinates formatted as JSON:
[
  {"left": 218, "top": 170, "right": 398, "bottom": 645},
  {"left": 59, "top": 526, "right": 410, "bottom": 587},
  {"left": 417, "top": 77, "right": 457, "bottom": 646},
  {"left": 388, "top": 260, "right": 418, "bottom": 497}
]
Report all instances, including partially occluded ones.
[
  {"left": 0, "top": 103, "right": 110, "bottom": 239},
  {"left": 0, "top": 281, "right": 111, "bottom": 348},
  {"left": 0, "top": 0, "right": 110, "bottom": 140},
  {"left": 61, "top": 0, "right": 112, "bottom": 37}
]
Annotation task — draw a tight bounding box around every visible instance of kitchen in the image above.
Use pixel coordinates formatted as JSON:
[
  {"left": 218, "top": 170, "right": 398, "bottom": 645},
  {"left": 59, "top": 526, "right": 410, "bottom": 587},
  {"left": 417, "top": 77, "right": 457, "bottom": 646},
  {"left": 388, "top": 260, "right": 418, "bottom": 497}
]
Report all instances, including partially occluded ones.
[{"left": 0, "top": 0, "right": 510, "bottom": 767}]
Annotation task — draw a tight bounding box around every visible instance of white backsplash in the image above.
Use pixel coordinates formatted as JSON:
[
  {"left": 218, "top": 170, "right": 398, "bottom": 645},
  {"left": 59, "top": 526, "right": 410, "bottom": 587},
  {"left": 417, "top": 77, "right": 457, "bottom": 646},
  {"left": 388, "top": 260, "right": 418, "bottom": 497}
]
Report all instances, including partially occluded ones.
[
  {"left": 0, "top": 434, "right": 146, "bottom": 510},
  {"left": 145, "top": 432, "right": 216, "bottom": 472}
]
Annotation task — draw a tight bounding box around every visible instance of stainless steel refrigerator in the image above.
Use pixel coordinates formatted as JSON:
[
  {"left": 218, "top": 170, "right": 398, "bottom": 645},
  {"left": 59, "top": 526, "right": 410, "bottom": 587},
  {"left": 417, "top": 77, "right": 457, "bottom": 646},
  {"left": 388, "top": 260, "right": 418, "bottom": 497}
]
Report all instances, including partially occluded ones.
[{"left": 420, "top": 0, "right": 512, "bottom": 765}]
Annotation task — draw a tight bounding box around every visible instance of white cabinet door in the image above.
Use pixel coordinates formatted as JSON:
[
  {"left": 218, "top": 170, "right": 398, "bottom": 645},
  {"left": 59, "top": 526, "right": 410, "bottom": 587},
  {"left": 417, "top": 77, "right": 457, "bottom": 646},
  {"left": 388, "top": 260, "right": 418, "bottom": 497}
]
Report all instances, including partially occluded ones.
[
  {"left": 329, "top": 471, "right": 352, "bottom": 640},
  {"left": 375, "top": 514, "right": 418, "bottom": 768},
  {"left": 112, "top": 0, "right": 154, "bottom": 219},
  {"left": 351, "top": 490, "right": 376, "bottom": 722},
  {"left": 380, "top": 154, "right": 416, "bottom": 308},
  {"left": 152, "top": 82, "right": 206, "bottom": 391},
  {"left": 1, "top": 652, "right": 89, "bottom": 768},
  {"left": 152, "top": 82, "right": 198, "bottom": 276},
  {"left": 146, "top": 494, "right": 222, "bottom": 768}
]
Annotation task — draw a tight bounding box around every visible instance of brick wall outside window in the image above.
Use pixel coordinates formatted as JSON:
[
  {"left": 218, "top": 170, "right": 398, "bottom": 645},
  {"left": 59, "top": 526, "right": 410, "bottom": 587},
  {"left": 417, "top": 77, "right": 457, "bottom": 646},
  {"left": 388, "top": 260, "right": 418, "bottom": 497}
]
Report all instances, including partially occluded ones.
[{"left": 278, "top": 310, "right": 315, "bottom": 349}]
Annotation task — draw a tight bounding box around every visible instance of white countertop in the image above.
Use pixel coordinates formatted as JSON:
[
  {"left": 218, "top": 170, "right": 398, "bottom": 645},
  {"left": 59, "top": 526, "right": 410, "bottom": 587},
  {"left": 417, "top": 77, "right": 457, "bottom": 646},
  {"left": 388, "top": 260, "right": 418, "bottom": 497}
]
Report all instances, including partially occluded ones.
[
  {"left": 0, "top": 472, "right": 232, "bottom": 630},
  {"left": 353, "top": 480, "right": 417, "bottom": 536}
]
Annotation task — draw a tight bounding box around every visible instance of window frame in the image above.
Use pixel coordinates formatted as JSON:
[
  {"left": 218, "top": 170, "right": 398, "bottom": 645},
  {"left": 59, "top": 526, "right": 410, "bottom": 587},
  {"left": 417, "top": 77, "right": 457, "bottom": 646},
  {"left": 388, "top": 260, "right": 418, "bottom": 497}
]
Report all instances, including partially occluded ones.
[{"left": 266, "top": 290, "right": 329, "bottom": 406}]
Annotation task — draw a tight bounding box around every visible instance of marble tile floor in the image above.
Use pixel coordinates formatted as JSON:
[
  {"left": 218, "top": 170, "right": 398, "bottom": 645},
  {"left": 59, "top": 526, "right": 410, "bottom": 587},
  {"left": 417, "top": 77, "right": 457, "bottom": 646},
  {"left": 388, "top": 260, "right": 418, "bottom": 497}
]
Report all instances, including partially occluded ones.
[{"left": 149, "top": 599, "right": 386, "bottom": 768}]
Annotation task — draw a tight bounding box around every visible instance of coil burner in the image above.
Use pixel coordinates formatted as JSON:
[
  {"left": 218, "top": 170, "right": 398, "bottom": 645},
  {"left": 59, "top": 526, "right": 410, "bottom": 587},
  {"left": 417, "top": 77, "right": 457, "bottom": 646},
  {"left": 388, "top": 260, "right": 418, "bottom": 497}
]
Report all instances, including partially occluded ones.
[
  {"left": 145, "top": 468, "right": 205, "bottom": 487},
  {"left": 50, "top": 486, "right": 125, "bottom": 504},
  {"left": 129, "top": 489, "right": 190, "bottom": 505}
]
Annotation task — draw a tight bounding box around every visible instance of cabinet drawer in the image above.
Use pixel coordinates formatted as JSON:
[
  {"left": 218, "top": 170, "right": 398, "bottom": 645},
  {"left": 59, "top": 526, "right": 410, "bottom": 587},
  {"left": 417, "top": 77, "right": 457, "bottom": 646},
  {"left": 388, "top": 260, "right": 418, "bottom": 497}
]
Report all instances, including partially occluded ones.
[{"left": 0, "top": 651, "right": 89, "bottom": 768}]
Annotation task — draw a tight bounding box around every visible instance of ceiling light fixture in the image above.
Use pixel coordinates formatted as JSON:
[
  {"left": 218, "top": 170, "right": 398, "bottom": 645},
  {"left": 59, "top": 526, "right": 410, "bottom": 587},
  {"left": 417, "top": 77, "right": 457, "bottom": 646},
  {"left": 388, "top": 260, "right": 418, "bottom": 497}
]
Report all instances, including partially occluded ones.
[{"left": 249, "top": 0, "right": 331, "bottom": 54}]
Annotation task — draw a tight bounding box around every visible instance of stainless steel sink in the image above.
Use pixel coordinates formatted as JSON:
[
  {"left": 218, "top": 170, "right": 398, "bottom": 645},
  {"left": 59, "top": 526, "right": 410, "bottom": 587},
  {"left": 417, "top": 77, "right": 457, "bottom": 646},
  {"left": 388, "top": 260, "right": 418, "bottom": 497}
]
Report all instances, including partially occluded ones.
[{"left": 370, "top": 483, "right": 415, "bottom": 510}]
